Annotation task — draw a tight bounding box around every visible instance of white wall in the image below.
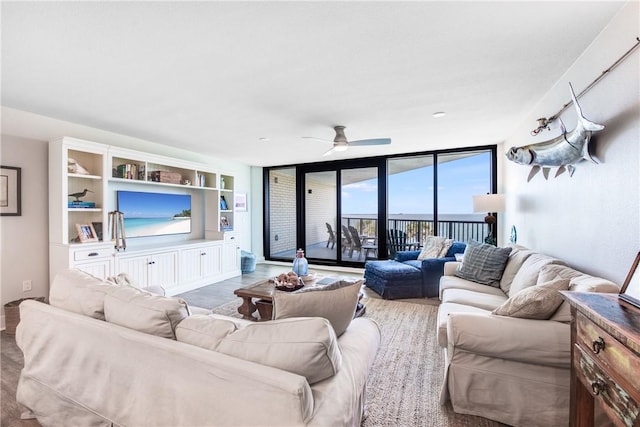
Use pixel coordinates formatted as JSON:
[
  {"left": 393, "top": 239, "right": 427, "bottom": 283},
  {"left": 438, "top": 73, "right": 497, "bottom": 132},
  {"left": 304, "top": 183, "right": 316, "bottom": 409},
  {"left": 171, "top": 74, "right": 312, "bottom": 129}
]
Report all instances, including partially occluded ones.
[
  {"left": 0, "top": 135, "right": 50, "bottom": 329},
  {"left": 0, "top": 109, "right": 252, "bottom": 327},
  {"left": 501, "top": 1, "right": 639, "bottom": 285}
]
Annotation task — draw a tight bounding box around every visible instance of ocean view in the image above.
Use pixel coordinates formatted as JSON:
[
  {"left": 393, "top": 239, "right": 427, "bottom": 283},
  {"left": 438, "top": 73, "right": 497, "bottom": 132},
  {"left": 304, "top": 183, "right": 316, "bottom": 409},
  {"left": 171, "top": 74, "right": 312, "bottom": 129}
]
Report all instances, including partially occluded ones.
[{"left": 124, "top": 217, "right": 191, "bottom": 238}]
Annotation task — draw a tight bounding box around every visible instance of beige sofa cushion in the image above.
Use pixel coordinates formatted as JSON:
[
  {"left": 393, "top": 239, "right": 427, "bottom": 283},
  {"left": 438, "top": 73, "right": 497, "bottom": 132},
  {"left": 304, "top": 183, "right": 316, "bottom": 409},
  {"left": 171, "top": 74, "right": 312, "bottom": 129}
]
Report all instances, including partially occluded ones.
[
  {"left": 175, "top": 315, "right": 240, "bottom": 350},
  {"left": 440, "top": 274, "right": 507, "bottom": 300},
  {"left": 492, "top": 279, "right": 570, "bottom": 319},
  {"left": 441, "top": 288, "right": 507, "bottom": 311},
  {"left": 507, "top": 253, "right": 565, "bottom": 297},
  {"left": 437, "top": 302, "right": 490, "bottom": 348},
  {"left": 216, "top": 317, "right": 342, "bottom": 385},
  {"left": 104, "top": 286, "right": 190, "bottom": 339},
  {"left": 272, "top": 279, "right": 362, "bottom": 336},
  {"left": 49, "top": 268, "right": 119, "bottom": 320},
  {"left": 499, "top": 247, "right": 535, "bottom": 295}
]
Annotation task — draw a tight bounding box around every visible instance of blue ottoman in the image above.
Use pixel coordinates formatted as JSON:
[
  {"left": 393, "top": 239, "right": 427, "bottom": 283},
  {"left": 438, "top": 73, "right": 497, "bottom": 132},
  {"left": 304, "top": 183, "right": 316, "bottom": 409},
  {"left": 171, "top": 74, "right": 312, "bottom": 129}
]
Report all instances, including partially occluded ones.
[{"left": 364, "top": 260, "right": 423, "bottom": 299}]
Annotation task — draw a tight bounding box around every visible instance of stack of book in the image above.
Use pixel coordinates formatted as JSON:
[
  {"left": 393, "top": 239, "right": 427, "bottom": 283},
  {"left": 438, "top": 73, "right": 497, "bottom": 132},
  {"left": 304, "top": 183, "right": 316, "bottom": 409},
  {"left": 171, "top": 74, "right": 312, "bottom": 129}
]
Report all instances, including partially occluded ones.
[
  {"left": 68, "top": 201, "right": 96, "bottom": 208},
  {"left": 113, "top": 163, "right": 144, "bottom": 180}
]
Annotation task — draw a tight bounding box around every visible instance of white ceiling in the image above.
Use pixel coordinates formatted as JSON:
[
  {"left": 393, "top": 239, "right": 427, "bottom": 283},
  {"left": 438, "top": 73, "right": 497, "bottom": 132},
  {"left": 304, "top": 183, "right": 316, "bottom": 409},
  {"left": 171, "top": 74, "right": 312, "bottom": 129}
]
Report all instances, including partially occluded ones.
[{"left": 1, "top": 1, "right": 624, "bottom": 167}]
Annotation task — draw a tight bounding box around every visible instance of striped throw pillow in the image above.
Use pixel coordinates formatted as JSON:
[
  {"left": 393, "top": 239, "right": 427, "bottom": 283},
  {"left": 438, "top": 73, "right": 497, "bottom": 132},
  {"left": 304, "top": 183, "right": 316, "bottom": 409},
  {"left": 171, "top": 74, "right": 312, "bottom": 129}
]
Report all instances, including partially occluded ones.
[{"left": 454, "top": 241, "right": 512, "bottom": 287}]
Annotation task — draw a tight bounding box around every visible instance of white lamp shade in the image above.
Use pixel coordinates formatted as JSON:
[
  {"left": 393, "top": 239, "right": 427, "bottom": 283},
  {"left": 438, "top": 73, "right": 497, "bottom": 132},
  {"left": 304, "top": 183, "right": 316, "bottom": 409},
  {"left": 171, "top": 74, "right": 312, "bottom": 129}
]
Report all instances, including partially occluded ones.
[{"left": 473, "top": 194, "right": 505, "bottom": 213}]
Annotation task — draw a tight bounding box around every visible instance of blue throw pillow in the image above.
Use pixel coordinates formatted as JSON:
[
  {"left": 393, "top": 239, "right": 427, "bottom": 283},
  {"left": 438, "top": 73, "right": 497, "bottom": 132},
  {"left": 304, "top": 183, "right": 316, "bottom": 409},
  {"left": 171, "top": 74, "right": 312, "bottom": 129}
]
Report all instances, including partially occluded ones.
[{"left": 454, "top": 241, "right": 512, "bottom": 287}]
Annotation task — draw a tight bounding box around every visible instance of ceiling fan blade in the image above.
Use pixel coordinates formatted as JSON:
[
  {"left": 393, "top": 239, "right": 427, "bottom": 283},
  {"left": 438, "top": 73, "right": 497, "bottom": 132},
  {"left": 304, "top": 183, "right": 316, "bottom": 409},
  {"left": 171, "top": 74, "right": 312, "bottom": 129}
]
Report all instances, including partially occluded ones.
[
  {"left": 302, "top": 136, "right": 332, "bottom": 143},
  {"left": 323, "top": 147, "right": 337, "bottom": 156},
  {"left": 348, "top": 138, "right": 391, "bottom": 146}
]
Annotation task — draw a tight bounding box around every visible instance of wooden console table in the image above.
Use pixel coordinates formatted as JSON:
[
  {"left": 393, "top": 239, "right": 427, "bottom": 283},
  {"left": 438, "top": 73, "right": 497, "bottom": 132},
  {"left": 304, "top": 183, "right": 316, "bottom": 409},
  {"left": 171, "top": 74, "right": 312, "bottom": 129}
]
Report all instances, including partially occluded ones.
[{"left": 561, "top": 292, "right": 640, "bottom": 427}]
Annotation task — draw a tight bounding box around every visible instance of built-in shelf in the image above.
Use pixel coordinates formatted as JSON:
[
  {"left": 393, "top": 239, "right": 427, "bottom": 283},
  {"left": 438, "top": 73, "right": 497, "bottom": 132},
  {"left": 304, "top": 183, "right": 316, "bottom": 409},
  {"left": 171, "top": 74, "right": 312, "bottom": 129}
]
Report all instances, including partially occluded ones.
[{"left": 49, "top": 136, "right": 241, "bottom": 287}]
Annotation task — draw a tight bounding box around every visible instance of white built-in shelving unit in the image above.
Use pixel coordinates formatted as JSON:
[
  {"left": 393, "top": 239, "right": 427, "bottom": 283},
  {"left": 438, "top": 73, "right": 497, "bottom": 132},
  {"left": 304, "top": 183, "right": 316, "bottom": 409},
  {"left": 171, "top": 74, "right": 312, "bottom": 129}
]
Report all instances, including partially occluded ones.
[{"left": 49, "top": 137, "right": 241, "bottom": 295}]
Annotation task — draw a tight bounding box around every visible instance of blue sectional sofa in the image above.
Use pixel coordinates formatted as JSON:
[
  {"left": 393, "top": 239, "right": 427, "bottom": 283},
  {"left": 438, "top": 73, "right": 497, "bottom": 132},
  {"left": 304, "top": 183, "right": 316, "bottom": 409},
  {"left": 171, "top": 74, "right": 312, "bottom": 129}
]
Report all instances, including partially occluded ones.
[{"left": 364, "top": 242, "right": 466, "bottom": 299}]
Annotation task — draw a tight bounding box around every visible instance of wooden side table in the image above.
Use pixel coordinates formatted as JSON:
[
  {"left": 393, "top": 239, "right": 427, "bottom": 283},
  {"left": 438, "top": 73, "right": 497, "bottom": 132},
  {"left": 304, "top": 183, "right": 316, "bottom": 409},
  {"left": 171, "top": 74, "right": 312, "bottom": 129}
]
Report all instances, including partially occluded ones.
[{"left": 561, "top": 292, "right": 640, "bottom": 427}]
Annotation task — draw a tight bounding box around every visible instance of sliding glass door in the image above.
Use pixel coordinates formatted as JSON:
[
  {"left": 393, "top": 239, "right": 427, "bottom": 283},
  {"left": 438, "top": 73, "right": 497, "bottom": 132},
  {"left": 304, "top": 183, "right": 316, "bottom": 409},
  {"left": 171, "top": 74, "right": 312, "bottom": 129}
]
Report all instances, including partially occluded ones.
[
  {"left": 264, "top": 145, "right": 496, "bottom": 265},
  {"left": 341, "top": 167, "right": 379, "bottom": 262},
  {"left": 299, "top": 161, "right": 383, "bottom": 266}
]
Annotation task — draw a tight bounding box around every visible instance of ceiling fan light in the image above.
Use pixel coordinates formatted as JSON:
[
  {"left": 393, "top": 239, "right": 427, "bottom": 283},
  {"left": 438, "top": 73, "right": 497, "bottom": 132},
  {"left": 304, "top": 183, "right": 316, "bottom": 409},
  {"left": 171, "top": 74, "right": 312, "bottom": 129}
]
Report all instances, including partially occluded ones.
[{"left": 334, "top": 145, "right": 348, "bottom": 152}]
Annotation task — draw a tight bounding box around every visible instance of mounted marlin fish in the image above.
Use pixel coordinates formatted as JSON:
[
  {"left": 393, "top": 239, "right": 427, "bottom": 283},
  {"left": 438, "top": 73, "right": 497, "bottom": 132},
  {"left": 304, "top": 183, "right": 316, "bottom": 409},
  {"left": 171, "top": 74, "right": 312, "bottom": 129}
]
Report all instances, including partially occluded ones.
[{"left": 506, "top": 83, "right": 604, "bottom": 182}]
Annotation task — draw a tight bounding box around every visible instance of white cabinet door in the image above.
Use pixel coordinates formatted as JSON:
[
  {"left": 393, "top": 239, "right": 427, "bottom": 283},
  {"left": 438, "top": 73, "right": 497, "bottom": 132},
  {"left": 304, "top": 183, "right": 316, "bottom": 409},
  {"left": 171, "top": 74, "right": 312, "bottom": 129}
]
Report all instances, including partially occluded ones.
[
  {"left": 180, "top": 247, "right": 204, "bottom": 285},
  {"left": 201, "top": 243, "right": 222, "bottom": 279},
  {"left": 222, "top": 241, "right": 240, "bottom": 274},
  {"left": 179, "top": 244, "right": 222, "bottom": 285},
  {"left": 116, "top": 255, "right": 150, "bottom": 287},
  {"left": 149, "top": 251, "right": 179, "bottom": 289},
  {"left": 74, "top": 259, "right": 112, "bottom": 280}
]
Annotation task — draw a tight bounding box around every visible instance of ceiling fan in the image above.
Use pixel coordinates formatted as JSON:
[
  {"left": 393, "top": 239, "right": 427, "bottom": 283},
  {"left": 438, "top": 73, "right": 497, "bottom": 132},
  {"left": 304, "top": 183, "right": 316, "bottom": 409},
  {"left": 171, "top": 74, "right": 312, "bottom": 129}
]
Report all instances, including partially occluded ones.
[{"left": 303, "top": 126, "right": 391, "bottom": 156}]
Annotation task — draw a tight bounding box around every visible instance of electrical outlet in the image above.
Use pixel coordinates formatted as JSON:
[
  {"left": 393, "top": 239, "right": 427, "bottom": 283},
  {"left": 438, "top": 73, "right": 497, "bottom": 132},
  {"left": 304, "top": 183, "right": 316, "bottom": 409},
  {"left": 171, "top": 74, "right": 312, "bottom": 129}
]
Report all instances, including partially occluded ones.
[{"left": 22, "top": 280, "right": 32, "bottom": 292}]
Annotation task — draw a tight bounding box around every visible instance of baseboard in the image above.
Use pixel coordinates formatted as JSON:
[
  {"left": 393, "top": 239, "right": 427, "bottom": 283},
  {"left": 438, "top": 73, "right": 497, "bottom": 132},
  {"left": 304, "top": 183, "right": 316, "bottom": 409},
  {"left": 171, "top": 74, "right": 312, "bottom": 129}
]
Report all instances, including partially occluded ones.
[{"left": 263, "top": 260, "right": 364, "bottom": 275}]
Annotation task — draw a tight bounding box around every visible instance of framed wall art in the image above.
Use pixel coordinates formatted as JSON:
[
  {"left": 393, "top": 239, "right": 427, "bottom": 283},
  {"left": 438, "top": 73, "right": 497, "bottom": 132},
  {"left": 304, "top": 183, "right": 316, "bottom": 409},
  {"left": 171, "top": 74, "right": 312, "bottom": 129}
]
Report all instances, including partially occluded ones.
[
  {"left": 234, "top": 193, "right": 247, "bottom": 212},
  {"left": 0, "top": 166, "right": 22, "bottom": 216}
]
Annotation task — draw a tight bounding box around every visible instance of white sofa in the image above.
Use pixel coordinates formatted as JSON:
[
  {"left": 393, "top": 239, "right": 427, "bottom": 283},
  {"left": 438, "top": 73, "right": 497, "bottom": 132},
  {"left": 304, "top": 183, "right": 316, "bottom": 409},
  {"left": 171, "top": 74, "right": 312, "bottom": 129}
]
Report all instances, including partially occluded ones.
[
  {"left": 16, "top": 269, "right": 381, "bottom": 427},
  {"left": 437, "top": 245, "right": 619, "bottom": 427}
]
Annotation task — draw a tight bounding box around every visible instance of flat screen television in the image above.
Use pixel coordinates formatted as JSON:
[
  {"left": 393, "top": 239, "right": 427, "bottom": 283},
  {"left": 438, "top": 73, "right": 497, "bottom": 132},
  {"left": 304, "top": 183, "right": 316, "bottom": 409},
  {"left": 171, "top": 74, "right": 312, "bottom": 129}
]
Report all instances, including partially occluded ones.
[{"left": 117, "top": 190, "right": 191, "bottom": 238}]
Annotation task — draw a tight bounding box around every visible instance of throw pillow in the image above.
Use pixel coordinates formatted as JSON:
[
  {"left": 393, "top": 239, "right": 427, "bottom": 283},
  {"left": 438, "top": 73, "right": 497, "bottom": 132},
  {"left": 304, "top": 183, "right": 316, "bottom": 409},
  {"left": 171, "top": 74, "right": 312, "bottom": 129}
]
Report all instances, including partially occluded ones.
[
  {"left": 417, "top": 236, "right": 446, "bottom": 260},
  {"left": 175, "top": 315, "right": 241, "bottom": 351},
  {"left": 492, "top": 278, "right": 570, "bottom": 319},
  {"left": 216, "top": 317, "right": 342, "bottom": 385},
  {"left": 438, "top": 238, "right": 455, "bottom": 258},
  {"left": 104, "top": 286, "right": 190, "bottom": 339},
  {"left": 272, "top": 279, "right": 362, "bottom": 336},
  {"left": 454, "top": 241, "right": 512, "bottom": 287},
  {"left": 49, "top": 268, "right": 119, "bottom": 320}
]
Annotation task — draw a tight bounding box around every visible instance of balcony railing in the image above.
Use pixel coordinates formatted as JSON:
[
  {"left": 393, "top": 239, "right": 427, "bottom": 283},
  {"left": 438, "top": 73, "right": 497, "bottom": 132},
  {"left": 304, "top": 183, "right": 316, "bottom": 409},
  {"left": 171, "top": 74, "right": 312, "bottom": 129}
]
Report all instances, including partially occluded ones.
[{"left": 342, "top": 215, "right": 488, "bottom": 248}]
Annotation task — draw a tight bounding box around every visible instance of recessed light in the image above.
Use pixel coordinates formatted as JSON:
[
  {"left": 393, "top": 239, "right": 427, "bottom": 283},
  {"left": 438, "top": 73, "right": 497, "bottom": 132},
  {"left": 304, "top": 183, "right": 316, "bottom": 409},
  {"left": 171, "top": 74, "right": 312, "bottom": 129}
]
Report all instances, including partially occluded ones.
[
  {"left": 432, "top": 112, "right": 446, "bottom": 118},
  {"left": 258, "top": 137, "right": 270, "bottom": 142}
]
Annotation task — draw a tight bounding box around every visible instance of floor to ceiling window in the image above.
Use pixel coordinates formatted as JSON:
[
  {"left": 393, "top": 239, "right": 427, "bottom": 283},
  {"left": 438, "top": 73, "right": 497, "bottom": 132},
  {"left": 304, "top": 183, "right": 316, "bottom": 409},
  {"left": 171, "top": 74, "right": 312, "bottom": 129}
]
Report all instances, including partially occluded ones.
[
  {"left": 388, "top": 155, "right": 435, "bottom": 247},
  {"left": 264, "top": 145, "right": 496, "bottom": 266},
  {"left": 436, "top": 151, "right": 493, "bottom": 242}
]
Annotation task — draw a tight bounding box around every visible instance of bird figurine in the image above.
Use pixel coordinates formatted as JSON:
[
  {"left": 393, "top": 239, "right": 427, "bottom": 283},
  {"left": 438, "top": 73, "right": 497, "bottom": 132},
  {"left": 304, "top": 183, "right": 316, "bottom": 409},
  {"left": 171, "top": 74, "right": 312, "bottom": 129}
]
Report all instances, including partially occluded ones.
[{"left": 68, "top": 188, "right": 93, "bottom": 202}]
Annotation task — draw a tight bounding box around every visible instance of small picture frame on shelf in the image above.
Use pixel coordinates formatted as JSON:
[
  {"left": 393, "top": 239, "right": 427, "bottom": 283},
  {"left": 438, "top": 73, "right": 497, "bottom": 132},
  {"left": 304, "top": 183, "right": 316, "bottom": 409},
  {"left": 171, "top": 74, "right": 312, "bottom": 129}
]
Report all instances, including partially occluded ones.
[
  {"left": 220, "top": 216, "right": 232, "bottom": 231},
  {"left": 76, "top": 223, "right": 99, "bottom": 243},
  {"left": 92, "top": 221, "right": 103, "bottom": 241}
]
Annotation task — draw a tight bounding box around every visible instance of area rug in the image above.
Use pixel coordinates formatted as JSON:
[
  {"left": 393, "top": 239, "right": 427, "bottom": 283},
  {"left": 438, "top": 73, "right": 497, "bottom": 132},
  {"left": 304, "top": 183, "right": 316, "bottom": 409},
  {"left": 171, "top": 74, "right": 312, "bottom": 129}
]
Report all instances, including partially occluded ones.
[{"left": 212, "top": 298, "right": 506, "bottom": 427}]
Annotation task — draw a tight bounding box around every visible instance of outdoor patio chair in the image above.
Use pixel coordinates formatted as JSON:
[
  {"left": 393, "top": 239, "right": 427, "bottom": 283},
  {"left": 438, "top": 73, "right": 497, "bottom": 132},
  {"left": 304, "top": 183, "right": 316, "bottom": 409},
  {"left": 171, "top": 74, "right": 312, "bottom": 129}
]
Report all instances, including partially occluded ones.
[
  {"left": 341, "top": 225, "right": 353, "bottom": 253},
  {"left": 348, "top": 225, "right": 378, "bottom": 260},
  {"left": 325, "top": 223, "right": 337, "bottom": 249},
  {"left": 387, "top": 229, "right": 419, "bottom": 259}
]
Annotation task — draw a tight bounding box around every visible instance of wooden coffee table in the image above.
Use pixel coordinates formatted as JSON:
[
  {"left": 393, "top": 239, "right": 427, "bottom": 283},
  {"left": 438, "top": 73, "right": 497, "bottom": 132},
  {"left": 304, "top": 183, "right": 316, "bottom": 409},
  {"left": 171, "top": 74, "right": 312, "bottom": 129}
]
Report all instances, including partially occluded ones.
[{"left": 233, "top": 277, "right": 366, "bottom": 321}]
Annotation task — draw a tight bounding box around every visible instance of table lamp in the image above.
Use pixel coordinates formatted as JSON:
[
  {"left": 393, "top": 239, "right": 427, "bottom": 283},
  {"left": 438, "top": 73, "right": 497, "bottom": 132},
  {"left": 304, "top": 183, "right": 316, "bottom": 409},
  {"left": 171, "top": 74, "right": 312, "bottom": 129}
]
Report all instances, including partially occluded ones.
[{"left": 473, "top": 193, "right": 505, "bottom": 246}]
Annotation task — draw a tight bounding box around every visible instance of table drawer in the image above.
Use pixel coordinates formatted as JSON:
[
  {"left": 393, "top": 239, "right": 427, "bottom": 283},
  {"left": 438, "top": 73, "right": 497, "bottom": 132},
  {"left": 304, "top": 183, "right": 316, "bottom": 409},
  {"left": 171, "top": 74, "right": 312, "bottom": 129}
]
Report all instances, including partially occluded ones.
[
  {"left": 576, "top": 312, "right": 640, "bottom": 399},
  {"left": 574, "top": 345, "right": 640, "bottom": 427},
  {"left": 74, "top": 248, "right": 113, "bottom": 261}
]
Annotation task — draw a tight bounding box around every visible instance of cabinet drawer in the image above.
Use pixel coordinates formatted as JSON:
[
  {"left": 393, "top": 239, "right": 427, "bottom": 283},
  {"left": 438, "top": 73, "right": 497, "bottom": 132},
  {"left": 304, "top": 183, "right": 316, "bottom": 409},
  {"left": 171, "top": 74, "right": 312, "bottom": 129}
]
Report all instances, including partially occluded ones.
[
  {"left": 574, "top": 344, "right": 640, "bottom": 427},
  {"left": 576, "top": 312, "right": 640, "bottom": 399},
  {"left": 74, "top": 248, "right": 113, "bottom": 261},
  {"left": 223, "top": 232, "right": 238, "bottom": 241}
]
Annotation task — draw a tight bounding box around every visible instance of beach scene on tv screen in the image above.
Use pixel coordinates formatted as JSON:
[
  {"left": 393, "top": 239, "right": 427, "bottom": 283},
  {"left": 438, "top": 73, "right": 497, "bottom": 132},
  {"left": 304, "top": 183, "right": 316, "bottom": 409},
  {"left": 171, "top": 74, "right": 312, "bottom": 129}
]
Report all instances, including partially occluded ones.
[{"left": 117, "top": 191, "right": 191, "bottom": 238}]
